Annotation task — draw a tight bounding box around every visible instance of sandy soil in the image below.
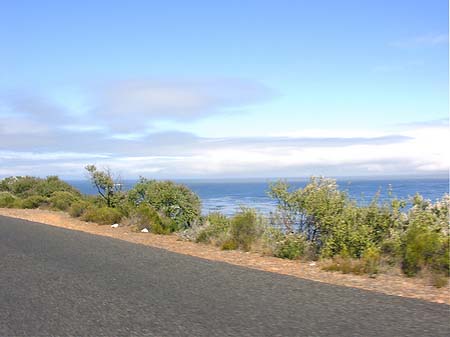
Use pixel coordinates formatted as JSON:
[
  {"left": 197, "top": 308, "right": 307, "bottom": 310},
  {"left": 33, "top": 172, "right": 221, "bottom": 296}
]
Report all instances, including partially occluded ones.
[{"left": 1, "top": 208, "right": 449, "bottom": 305}]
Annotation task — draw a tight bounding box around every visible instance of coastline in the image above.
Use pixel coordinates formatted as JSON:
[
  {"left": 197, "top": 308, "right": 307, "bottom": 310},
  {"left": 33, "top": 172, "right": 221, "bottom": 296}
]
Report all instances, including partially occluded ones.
[
  {"left": 67, "top": 177, "right": 450, "bottom": 216},
  {"left": 1, "top": 207, "right": 448, "bottom": 305}
]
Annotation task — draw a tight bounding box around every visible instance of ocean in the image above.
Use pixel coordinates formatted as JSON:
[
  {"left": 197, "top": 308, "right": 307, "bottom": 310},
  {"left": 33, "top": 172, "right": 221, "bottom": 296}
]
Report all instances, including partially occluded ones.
[{"left": 67, "top": 177, "right": 449, "bottom": 216}]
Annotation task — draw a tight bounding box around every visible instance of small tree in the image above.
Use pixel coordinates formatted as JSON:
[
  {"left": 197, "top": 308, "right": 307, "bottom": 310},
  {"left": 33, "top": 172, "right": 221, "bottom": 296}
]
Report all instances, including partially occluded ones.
[{"left": 85, "top": 165, "right": 122, "bottom": 207}]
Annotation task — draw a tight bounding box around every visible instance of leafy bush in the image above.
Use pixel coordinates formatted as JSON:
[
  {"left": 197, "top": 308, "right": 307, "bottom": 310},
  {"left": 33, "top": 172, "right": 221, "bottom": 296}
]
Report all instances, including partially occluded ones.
[
  {"left": 228, "top": 208, "right": 262, "bottom": 251},
  {"left": 274, "top": 234, "right": 307, "bottom": 260},
  {"left": 322, "top": 247, "right": 381, "bottom": 275},
  {"left": 81, "top": 206, "right": 123, "bottom": 225},
  {"left": 196, "top": 212, "right": 230, "bottom": 244},
  {"left": 267, "top": 177, "right": 450, "bottom": 284},
  {"left": 20, "top": 195, "right": 49, "bottom": 209},
  {"left": 269, "top": 177, "right": 347, "bottom": 239},
  {"left": 127, "top": 204, "right": 173, "bottom": 234},
  {"left": 0, "top": 191, "right": 18, "bottom": 208},
  {"left": 269, "top": 177, "right": 406, "bottom": 259},
  {"left": 429, "top": 272, "right": 449, "bottom": 288},
  {"left": 221, "top": 239, "right": 238, "bottom": 250},
  {"left": 398, "top": 195, "right": 449, "bottom": 277},
  {"left": 430, "top": 237, "right": 450, "bottom": 276},
  {"left": 68, "top": 200, "right": 89, "bottom": 218},
  {"left": 0, "top": 176, "right": 80, "bottom": 199},
  {"left": 259, "top": 226, "right": 285, "bottom": 256},
  {"left": 319, "top": 203, "right": 391, "bottom": 259},
  {"left": 49, "top": 191, "right": 79, "bottom": 211},
  {"left": 380, "top": 238, "right": 400, "bottom": 256},
  {"left": 322, "top": 256, "right": 354, "bottom": 274},
  {"left": 401, "top": 221, "right": 442, "bottom": 276},
  {"left": 361, "top": 246, "right": 382, "bottom": 275},
  {"left": 128, "top": 178, "right": 201, "bottom": 230}
]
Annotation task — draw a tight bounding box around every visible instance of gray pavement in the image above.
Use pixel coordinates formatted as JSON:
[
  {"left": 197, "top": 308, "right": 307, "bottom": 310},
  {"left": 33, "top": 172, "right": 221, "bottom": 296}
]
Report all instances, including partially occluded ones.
[{"left": 0, "top": 215, "right": 449, "bottom": 337}]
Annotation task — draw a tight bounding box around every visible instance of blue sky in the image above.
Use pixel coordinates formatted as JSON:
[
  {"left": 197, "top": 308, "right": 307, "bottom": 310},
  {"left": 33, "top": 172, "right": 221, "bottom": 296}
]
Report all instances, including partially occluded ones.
[{"left": 0, "top": 0, "right": 448, "bottom": 178}]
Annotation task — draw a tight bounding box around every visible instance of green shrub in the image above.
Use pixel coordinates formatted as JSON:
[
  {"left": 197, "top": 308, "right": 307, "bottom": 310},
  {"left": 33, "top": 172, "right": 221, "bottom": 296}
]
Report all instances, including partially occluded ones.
[
  {"left": 322, "top": 247, "right": 381, "bottom": 276},
  {"left": 259, "top": 226, "right": 285, "bottom": 256},
  {"left": 196, "top": 212, "right": 230, "bottom": 244},
  {"left": 128, "top": 204, "right": 173, "bottom": 234},
  {"left": 430, "top": 237, "right": 450, "bottom": 276},
  {"left": 113, "top": 194, "right": 132, "bottom": 218},
  {"left": 401, "top": 211, "right": 443, "bottom": 277},
  {"left": 274, "top": 234, "right": 306, "bottom": 260},
  {"left": 128, "top": 178, "right": 201, "bottom": 230},
  {"left": 0, "top": 191, "right": 18, "bottom": 208},
  {"left": 68, "top": 200, "right": 89, "bottom": 218},
  {"left": 0, "top": 176, "right": 80, "bottom": 199},
  {"left": 49, "top": 191, "right": 79, "bottom": 211},
  {"left": 0, "top": 176, "right": 42, "bottom": 198},
  {"left": 36, "top": 176, "right": 81, "bottom": 198},
  {"left": 221, "top": 239, "right": 238, "bottom": 250},
  {"left": 228, "top": 208, "right": 261, "bottom": 251},
  {"left": 81, "top": 206, "right": 123, "bottom": 225},
  {"left": 20, "top": 195, "right": 49, "bottom": 209},
  {"left": 322, "top": 256, "right": 354, "bottom": 274},
  {"left": 380, "top": 238, "right": 400, "bottom": 256},
  {"left": 430, "top": 272, "right": 449, "bottom": 288},
  {"left": 269, "top": 177, "right": 348, "bottom": 240},
  {"left": 361, "top": 246, "right": 381, "bottom": 275},
  {"left": 268, "top": 177, "right": 405, "bottom": 259}
]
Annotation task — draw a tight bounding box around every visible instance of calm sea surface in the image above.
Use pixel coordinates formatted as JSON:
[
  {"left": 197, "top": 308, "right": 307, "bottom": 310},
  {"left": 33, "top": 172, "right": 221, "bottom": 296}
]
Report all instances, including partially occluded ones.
[{"left": 67, "top": 178, "right": 449, "bottom": 216}]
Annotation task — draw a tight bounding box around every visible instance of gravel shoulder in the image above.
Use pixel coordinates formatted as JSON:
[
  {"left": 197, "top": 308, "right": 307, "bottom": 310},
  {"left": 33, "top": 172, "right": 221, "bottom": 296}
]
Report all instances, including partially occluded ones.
[{"left": 0, "top": 208, "right": 448, "bottom": 305}]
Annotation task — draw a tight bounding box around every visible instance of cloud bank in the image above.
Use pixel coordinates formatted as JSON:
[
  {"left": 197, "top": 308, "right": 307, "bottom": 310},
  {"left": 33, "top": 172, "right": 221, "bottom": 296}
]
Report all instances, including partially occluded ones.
[{"left": 0, "top": 80, "right": 448, "bottom": 179}]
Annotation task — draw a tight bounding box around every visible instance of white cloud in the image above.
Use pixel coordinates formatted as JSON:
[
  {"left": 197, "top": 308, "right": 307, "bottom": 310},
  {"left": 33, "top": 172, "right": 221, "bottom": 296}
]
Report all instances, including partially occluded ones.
[
  {"left": 0, "top": 151, "right": 109, "bottom": 161},
  {"left": 91, "top": 78, "right": 274, "bottom": 132},
  {"left": 60, "top": 125, "right": 106, "bottom": 133},
  {"left": 0, "top": 122, "right": 447, "bottom": 178}
]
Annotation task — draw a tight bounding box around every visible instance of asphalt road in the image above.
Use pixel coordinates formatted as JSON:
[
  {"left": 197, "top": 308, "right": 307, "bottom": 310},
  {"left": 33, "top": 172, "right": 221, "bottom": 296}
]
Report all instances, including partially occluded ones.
[{"left": 0, "top": 215, "right": 449, "bottom": 337}]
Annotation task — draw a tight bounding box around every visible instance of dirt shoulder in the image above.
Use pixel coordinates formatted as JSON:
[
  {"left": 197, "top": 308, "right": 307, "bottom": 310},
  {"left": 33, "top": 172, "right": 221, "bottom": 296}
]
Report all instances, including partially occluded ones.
[{"left": 0, "top": 208, "right": 448, "bottom": 305}]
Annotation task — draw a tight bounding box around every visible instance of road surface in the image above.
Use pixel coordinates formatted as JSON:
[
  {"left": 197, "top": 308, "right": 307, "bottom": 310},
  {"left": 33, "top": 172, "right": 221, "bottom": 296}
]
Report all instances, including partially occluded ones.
[{"left": 0, "top": 215, "right": 448, "bottom": 337}]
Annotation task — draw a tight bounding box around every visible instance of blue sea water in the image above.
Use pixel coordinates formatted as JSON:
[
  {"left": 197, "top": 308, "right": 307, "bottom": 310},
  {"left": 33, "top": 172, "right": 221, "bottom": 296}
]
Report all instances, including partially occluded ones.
[{"left": 67, "top": 177, "right": 449, "bottom": 216}]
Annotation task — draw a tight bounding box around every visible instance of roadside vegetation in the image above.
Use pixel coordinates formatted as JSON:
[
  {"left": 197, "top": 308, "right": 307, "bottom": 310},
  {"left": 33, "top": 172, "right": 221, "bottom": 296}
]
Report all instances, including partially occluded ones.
[{"left": 0, "top": 169, "right": 448, "bottom": 287}]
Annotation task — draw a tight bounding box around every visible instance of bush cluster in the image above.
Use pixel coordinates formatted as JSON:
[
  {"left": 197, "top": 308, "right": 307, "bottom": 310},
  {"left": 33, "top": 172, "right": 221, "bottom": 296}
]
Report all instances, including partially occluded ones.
[
  {"left": 0, "top": 176, "right": 80, "bottom": 199},
  {"left": 127, "top": 178, "right": 202, "bottom": 231},
  {"left": 273, "top": 234, "right": 307, "bottom": 260},
  {"left": 269, "top": 177, "right": 449, "bottom": 281},
  {"left": 196, "top": 212, "right": 229, "bottom": 244},
  {"left": 0, "top": 191, "right": 18, "bottom": 208},
  {"left": 49, "top": 191, "right": 79, "bottom": 211},
  {"left": 189, "top": 208, "right": 265, "bottom": 252},
  {"left": 81, "top": 206, "right": 123, "bottom": 226},
  {"left": 126, "top": 204, "right": 174, "bottom": 234},
  {"left": 322, "top": 246, "right": 381, "bottom": 275},
  {"left": 0, "top": 176, "right": 81, "bottom": 210},
  {"left": 68, "top": 200, "right": 89, "bottom": 218},
  {"left": 228, "top": 208, "right": 262, "bottom": 251},
  {"left": 0, "top": 171, "right": 203, "bottom": 233}
]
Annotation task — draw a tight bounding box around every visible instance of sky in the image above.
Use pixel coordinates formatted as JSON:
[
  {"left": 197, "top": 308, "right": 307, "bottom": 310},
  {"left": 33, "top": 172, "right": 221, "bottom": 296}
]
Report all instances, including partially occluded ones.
[{"left": 0, "top": 0, "right": 448, "bottom": 179}]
